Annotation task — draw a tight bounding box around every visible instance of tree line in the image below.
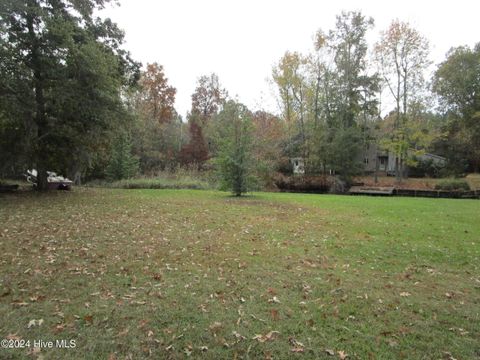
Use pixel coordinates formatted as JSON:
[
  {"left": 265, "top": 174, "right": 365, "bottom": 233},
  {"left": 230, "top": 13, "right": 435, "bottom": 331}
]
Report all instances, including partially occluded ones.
[{"left": 1, "top": 2, "right": 479, "bottom": 193}]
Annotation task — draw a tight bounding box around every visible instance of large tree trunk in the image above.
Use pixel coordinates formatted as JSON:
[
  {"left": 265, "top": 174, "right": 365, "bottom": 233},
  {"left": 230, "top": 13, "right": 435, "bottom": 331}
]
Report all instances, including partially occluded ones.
[
  {"left": 395, "top": 156, "right": 400, "bottom": 182},
  {"left": 394, "top": 74, "right": 402, "bottom": 183},
  {"left": 27, "top": 8, "right": 49, "bottom": 191},
  {"left": 399, "top": 156, "right": 406, "bottom": 180},
  {"left": 36, "top": 162, "right": 48, "bottom": 191},
  {"left": 314, "top": 75, "right": 321, "bottom": 129}
]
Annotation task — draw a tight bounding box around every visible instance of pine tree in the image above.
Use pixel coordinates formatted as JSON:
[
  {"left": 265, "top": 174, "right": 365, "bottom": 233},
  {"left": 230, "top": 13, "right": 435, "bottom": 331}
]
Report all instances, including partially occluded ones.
[
  {"left": 216, "top": 101, "right": 256, "bottom": 196},
  {"left": 106, "top": 133, "right": 139, "bottom": 180}
]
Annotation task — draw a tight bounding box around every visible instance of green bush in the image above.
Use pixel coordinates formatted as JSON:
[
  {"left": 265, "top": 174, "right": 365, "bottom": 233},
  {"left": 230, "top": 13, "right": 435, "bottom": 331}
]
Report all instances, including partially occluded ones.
[
  {"left": 409, "top": 158, "right": 444, "bottom": 178},
  {"left": 274, "top": 174, "right": 332, "bottom": 193},
  {"left": 434, "top": 179, "right": 470, "bottom": 191},
  {"left": 87, "top": 170, "right": 215, "bottom": 190},
  {"left": 107, "top": 178, "right": 208, "bottom": 190}
]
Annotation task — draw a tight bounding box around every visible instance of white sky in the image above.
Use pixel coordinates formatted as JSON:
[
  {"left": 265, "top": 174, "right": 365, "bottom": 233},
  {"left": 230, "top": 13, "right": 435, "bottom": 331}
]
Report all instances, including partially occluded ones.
[{"left": 101, "top": 0, "right": 479, "bottom": 119}]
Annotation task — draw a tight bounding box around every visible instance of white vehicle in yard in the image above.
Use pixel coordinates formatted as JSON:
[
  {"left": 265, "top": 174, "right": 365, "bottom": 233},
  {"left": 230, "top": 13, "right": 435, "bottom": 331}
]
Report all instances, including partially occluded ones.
[{"left": 26, "top": 169, "right": 73, "bottom": 190}]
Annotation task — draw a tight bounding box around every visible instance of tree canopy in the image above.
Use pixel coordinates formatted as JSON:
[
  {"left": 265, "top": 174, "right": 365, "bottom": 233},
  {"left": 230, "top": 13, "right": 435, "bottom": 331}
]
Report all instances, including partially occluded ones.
[
  {"left": 0, "top": 0, "right": 140, "bottom": 188},
  {"left": 1, "top": 5, "right": 479, "bottom": 191},
  {"left": 433, "top": 43, "right": 480, "bottom": 172}
]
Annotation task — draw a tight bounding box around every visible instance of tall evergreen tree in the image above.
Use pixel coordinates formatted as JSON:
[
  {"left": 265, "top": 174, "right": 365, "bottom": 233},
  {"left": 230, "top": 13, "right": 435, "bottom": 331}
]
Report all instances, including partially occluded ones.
[
  {"left": 106, "top": 132, "right": 139, "bottom": 180},
  {"left": 216, "top": 101, "right": 256, "bottom": 196},
  {"left": 328, "top": 11, "right": 377, "bottom": 128}
]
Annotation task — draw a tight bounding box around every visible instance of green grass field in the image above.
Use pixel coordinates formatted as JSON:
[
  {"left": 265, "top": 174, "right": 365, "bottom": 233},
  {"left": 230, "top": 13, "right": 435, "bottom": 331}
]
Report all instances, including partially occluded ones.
[{"left": 1, "top": 189, "right": 479, "bottom": 359}]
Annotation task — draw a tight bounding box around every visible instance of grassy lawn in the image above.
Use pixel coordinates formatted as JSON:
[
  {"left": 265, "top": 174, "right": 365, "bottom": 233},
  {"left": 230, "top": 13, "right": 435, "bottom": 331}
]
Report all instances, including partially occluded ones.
[{"left": 0, "top": 189, "right": 479, "bottom": 359}]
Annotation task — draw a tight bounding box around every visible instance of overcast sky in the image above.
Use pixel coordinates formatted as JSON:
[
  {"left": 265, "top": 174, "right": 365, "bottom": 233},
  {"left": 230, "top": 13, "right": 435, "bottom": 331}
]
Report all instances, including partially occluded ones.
[{"left": 101, "top": 0, "right": 479, "bottom": 118}]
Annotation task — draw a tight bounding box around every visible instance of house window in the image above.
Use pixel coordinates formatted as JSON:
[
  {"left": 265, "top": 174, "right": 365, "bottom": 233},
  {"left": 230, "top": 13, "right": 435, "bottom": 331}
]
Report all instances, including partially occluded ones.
[{"left": 364, "top": 157, "right": 369, "bottom": 164}]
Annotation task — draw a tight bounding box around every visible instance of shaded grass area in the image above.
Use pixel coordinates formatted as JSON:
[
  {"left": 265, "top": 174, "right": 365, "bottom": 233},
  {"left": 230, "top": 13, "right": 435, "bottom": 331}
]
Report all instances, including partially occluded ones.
[{"left": 0, "top": 189, "right": 479, "bottom": 359}]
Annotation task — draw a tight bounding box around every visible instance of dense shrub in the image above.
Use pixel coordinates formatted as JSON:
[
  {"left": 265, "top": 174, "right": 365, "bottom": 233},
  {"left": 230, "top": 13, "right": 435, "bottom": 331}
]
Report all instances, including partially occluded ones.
[
  {"left": 106, "top": 178, "right": 208, "bottom": 190},
  {"left": 434, "top": 179, "right": 470, "bottom": 191},
  {"left": 409, "top": 158, "right": 444, "bottom": 178},
  {"left": 274, "top": 174, "right": 332, "bottom": 193},
  {"left": 276, "top": 159, "right": 293, "bottom": 175},
  {"left": 88, "top": 169, "right": 215, "bottom": 190}
]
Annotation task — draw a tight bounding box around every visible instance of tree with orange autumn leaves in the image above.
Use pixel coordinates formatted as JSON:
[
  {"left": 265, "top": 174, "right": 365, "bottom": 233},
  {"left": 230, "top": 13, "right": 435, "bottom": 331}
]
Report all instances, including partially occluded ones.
[
  {"left": 130, "top": 63, "right": 183, "bottom": 172},
  {"left": 137, "top": 63, "right": 177, "bottom": 124}
]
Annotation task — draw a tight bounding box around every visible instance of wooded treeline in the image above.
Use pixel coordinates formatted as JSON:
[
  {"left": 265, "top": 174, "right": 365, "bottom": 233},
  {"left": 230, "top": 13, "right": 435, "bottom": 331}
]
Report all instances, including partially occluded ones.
[{"left": 1, "top": 3, "right": 479, "bottom": 191}]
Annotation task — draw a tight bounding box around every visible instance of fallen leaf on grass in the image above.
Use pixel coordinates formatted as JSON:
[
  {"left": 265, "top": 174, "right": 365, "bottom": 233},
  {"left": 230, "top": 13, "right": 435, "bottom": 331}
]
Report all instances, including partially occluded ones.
[
  {"left": 137, "top": 319, "right": 148, "bottom": 329},
  {"left": 116, "top": 328, "right": 129, "bottom": 337},
  {"left": 209, "top": 321, "right": 223, "bottom": 334},
  {"left": 6, "top": 334, "right": 21, "bottom": 341},
  {"left": 250, "top": 314, "right": 267, "bottom": 323},
  {"left": 152, "top": 273, "right": 162, "bottom": 281},
  {"left": 338, "top": 350, "right": 348, "bottom": 359},
  {"left": 443, "top": 352, "right": 458, "bottom": 360},
  {"left": 289, "top": 337, "right": 305, "bottom": 352},
  {"left": 387, "top": 339, "right": 398, "bottom": 347},
  {"left": 53, "top": 324, "right": 65, "bottom": 333},
  {"left": 184, "top": 346, "right": 193, "bottom": 356},
  {"left": 27, "top": 319, "right": 44, "bottom": 328},
  {"left": 399, "top": 292, "right": 411, "bottom": 297},
  {"left": 232, "top": 331, "right": 246, "bottom": 341},
  {"left": 325, "top": 349, "right": 335, "bottom": 356},
  {"left": 252, "top": 331, "right": 280, "bottom": 343},
  {"left": 30, "top": 295, "right": 45, "bottom": 302},
  {"left": 270, "top": 309, "right": 279, "bottom": 321},
  {"left": 12, "top": 300, "right": 29, "bottom": 307},
  {"left": 27, "top": 347, "right": 42, "bottom": 357},
  {"left": 449, "top": 327, "right": 469, "bottom": 336},
  {"left": 267, "top": 287, "right": 277, "bottom": 295}
]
